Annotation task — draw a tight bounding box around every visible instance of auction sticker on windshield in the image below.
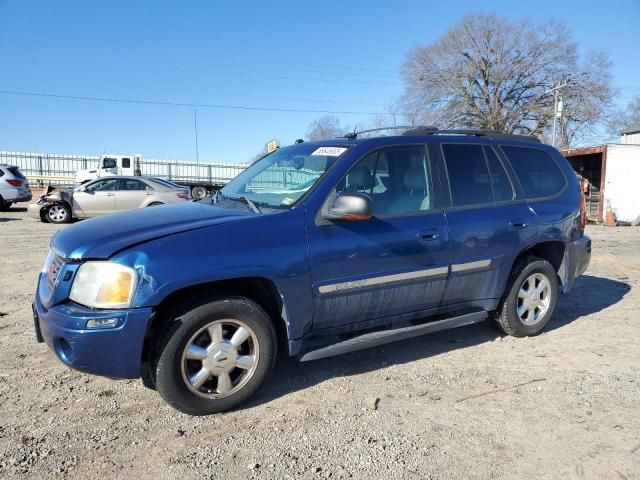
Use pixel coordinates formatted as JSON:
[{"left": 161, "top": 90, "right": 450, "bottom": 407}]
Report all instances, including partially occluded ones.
[{"left": 311, "top": 147, "right": 348, "bottom": 156}]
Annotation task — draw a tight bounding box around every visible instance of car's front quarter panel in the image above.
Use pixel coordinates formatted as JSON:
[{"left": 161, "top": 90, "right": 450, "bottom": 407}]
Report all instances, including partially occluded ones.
[{"left": 113, "top": 207, "right": 312, "bottom": 340}]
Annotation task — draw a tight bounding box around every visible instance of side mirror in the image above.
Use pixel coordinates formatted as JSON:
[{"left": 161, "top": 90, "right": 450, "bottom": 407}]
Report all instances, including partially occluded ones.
[
  {"left": 79, "top": 186, "right": 87, "bottom": 192},
  {"left": 323, "top": 193, "right": 374, "bottom": 222}
]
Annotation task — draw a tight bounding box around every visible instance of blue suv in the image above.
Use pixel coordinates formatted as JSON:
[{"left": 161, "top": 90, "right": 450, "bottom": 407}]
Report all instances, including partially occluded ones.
[{"left": 33, "top": 128, "right": 591, "bottom": 415}]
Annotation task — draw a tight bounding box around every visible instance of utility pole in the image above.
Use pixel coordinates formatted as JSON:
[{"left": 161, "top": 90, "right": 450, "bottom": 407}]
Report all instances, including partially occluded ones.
[
  {"left": 193, "top": 109, "right": 200, "bottom": 166},
  {"left": 549, "top": 81, "right": 568, "bottom": 147}
]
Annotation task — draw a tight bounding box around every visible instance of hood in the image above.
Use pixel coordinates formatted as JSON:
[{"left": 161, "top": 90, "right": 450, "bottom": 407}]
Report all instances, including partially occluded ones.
[{"left": 52, "top": 201, "right": 253, "bottom": 259}]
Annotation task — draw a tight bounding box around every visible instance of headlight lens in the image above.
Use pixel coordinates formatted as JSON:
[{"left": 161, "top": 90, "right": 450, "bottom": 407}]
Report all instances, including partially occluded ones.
[{"left": 69, "top": 262, "right": 138, "bottom": 309}]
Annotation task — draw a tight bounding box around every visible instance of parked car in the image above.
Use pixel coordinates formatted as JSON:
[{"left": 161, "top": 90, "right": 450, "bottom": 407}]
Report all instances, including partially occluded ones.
[
  {"left": 0, "top": 164, "right": 32, "bottom": 210},
  {"left": 33, "top": 128, "right": 591, "bottom": 415},
  {"left": 28, "top": 176, "right": 191, "bottom": 223}
]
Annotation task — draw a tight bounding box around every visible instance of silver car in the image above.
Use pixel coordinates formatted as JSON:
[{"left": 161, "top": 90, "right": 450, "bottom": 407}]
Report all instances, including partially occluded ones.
[
  {"left": 0, "top": 164, "right": 32, "bottom": 210},
  {"left": 29, "top": 176, "right": 191, "bottom": 224}
]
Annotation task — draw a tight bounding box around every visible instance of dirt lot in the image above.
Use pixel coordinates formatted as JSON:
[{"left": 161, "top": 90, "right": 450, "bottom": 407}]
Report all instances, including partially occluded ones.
[{"left": 0, "top": 207, "right": 639, "bottom": 480}]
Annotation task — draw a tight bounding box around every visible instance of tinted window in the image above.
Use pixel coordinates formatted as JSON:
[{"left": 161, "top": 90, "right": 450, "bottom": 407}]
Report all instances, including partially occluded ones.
[
  {"left": 8, "top": 167, "right": 25, "bottom": 179},
  {"left": 120, "top": 179, "right": 147, "bottom": 191},
  {"left": 442, "top": 144, "right": 492, "bottom": 207},
  {"left": 502, "top": 147, "right": 566, "bottom": 198},
  {"left": 122, "top": 158, "right": 131, "bottom": 168},
  {"left": 338, "top": 145, "right": 432, "bottom": 216},
  {"left": 484, "top": 146, "right": 514, "bottom": 202},
  {"left": 85, "top": 179, "right": 118, "bottom": 192}
]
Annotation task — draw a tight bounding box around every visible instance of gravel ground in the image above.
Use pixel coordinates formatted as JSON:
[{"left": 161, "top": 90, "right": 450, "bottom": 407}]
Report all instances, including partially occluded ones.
[{"left": 1, "top": 207, "right": 639, "bottom": 479}]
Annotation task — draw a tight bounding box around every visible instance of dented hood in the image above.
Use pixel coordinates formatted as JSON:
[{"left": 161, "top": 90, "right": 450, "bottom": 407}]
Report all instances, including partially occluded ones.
[{"left": 51, "top": 201, "right": 254, "bottom": 259}]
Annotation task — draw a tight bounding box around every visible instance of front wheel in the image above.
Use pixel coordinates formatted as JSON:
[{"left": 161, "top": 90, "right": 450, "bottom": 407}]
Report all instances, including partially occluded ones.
[
  {"left": 153, "top": 296, "right": 277, "bottom": 415},
  {"left": 493, "top": 256, "right": 558, "bottom": 337},
  {"left": 46, "top": 203, "right": 71, "bottom": 224},
  {"left": 191, "top": 186, "right": 207, "bottom": 200}
]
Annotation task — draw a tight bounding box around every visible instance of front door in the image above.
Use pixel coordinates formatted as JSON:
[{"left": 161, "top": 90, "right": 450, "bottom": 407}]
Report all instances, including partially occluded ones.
[
  {"left": 307, "top": 144, "right": 450, "bottom": 331},
  {"left": 73, "top": 178, "right": 118, "bottom": 217},
  {"left": 437, "top": 143, "right": 537, "bottom": 305}
]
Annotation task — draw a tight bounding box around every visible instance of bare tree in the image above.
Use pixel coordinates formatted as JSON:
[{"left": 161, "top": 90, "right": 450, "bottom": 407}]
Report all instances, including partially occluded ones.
[
  {"left": 608, "top": 96, "right": 640, "bottom": 136},
  {"left": 402, "top": 13, "right": 614, "bottom": 145},
  {"left": 306, "top": 115, "right": 346, "bottom": 140}
]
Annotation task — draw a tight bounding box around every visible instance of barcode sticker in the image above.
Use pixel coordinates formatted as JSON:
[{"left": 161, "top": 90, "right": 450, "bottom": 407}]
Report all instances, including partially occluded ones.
[{"left": 311, "top": 147, "right": 348, "bottom": 156}]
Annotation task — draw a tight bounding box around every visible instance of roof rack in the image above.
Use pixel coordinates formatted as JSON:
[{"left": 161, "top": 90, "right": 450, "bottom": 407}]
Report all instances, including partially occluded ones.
[
  {"left": 343, "top": 126, "right": 437, "bottom": 140},
  {"left": 403, "top": 128, "right": 541, "bottom": 143},
  {"left": 343, "top": 126, "right": 540, "bottom": 143}
]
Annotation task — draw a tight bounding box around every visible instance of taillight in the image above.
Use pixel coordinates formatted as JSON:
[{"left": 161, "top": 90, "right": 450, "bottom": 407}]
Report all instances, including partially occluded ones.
[
  {"left": 578, "top": 192, "right": 586, "bottom": 236},
  {"left": 5, "top": 179, "right": 22, "bottom": 187},
  {"left": 177, "top": 192, "right": 190, "bottom": 200}
]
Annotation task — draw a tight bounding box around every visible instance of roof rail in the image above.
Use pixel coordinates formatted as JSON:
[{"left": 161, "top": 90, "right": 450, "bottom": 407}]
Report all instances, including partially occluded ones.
[
  {"left": 403, "top": 128, "right": 541, "bottom": 143},
  {"left": 343, "top": 126, "right": 437, "bottom": 140}
]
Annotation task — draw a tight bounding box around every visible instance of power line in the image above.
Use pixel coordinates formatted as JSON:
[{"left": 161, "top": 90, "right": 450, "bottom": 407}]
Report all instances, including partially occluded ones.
[{"left": 0, "top": 89, "right": 385, "bottom": 115}]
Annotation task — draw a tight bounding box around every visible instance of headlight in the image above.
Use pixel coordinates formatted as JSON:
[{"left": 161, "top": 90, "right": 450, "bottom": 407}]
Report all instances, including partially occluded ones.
[{"left": 69, "top": 262, "right": 138, "bottom": 309}]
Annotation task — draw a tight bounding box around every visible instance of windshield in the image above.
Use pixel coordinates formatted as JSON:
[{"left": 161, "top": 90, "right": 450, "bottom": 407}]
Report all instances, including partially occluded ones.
[{"left": 220, "top": 143, "right": 348, "bottom": 208}]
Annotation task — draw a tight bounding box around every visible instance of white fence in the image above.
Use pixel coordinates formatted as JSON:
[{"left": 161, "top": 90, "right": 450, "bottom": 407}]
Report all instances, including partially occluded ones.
[{"left": 0, "top": 151, "right": 248, "bottom": 187}]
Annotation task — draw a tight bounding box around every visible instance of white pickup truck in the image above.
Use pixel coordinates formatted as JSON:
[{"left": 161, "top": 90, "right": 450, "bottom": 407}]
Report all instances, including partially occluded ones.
[{"left": 73, "top": 154, "right": 233, "bottom": 199}]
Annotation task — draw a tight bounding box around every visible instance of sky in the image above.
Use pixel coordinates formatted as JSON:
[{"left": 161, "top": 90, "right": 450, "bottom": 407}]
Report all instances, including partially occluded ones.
[{"left": 0, "top": 0, "right": 638, "bottom": 164}]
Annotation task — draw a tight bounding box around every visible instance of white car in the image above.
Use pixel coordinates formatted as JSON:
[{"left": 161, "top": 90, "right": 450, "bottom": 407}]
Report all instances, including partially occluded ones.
[{"left": 0, "top": 164, "right": 32, "bottom": 210}]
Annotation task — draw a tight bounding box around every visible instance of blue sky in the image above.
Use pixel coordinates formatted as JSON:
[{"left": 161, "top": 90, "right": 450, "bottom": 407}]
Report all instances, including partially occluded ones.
[{"left": 1, "top": 0, "right": 638, "bottom": 163}]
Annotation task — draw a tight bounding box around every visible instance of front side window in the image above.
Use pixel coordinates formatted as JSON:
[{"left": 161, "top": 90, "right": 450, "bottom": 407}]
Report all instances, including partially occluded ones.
[
  {"left": 221, "top": 143, "right": 348, "bottom": 208},
  {"left": 85, "top": 179, "right": 118, "bottom": 192},
  {"left": 337, "top": 145, "right": 432, "bottom": 217},
  {"left": 442, "top": 144, "right": 493, "bottom": 207},
  {"left": 102, "top": 158, "right": 117, "bottom": 169},
  {"left": 502, "top": 146, "right": 566, "bottom": 199}
]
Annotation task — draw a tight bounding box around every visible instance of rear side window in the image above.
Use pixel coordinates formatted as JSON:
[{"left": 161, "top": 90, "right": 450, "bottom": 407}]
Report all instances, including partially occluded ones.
[
  {"left": 8, "top": 167, "right": 25, "bottom": 179},
  {"left": 502, "top": 147, "right": 566, "bottom": 199},
  {"left": 122, "top": 158, "right": 131, "bottom": 168},
  {"left": 442, "top": 144, "right": 492, "bottom": 207},
  {"left": 484, "top": 146, "right": 514, "bottom": 202}
]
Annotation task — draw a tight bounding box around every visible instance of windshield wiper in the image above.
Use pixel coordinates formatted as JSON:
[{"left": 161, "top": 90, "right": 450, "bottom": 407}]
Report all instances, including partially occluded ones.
[{"left": 226, "top": 195, "right": 261, "bottom": 214}]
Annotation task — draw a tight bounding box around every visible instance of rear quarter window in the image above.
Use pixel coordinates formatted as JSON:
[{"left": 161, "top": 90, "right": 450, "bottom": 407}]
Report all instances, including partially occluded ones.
[
  {"left": 501, "top": 146, "right": 566, "bottom": 199},
  {"left": 8, "top": 167, "right": 25, "bottom": 179}
]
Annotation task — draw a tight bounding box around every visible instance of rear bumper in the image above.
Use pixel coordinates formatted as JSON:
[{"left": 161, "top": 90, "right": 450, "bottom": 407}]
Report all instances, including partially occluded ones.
[
  {"left": 28, "top": 203, "right": 44, "bottom": 219},
  {"left": 559, "top": 235, "right": 591, "bottom": 293},
  {"left": 2, "top": 188, "right": 32, "bottom": 203},
  {"left": 33, "top": 286, "right": 153, "bottom": 379}
]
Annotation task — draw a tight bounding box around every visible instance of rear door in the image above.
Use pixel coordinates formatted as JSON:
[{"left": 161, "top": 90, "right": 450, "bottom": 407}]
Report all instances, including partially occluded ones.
[
  {"left": 115, "top": 178, "right": 149, "bottom": 211},
  {"left": 307, "top": 144, "right": 450, "bottom": 331},
  {"left": 438, "top": 143, "right": 537, "bottom": 306},
  {"left": 72, "top": 178, "right": 118, "bottom": 217}
]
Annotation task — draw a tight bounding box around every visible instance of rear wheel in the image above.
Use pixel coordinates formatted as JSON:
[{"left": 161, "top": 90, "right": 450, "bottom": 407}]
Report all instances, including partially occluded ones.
[
  {"left": 0, "top": 196, "right": 10, "bottom": 211},
  {"left": 46, "top": 203, "right": 71, "bottom": 224},
  {"left": 191, "top": 186, "right": 207, "bottom": 200},
  {"left": 493, "top": 256, "right": 558, "bottom": 337},
  {"left": 153, "top": 296, "right": 277, "bottom": 415}
]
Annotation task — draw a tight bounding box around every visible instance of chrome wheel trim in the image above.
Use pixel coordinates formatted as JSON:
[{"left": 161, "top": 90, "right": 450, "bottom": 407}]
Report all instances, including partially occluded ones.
[
  {"left": 48, "top": 205, "right": 67, "bottom": 222},
  {"left": 517, "top": 272, "right": 552, "bottom": 325},
  {"left": 180, "top": 319, "right": 260, "bottom": 399}
]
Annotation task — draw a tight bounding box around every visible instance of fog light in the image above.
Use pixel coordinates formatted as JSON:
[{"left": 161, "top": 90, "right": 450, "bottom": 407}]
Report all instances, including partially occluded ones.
[{"left": 86, "top": 317, "right": 119, "bottom": 329}]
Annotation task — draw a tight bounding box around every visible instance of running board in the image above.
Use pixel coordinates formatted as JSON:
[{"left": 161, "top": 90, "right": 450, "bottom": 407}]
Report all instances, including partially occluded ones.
[{"left": 299, "top": 311, "right": 487, "bottom": 362}]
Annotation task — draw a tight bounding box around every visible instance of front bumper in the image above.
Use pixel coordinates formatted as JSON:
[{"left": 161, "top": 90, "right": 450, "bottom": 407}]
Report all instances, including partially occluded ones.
[
  {"left": 33, "top": 283, "right": 153, "bottom": 379},
  {"left": 28, "top": 202, "right": 45, "bottom": 220},
  {"left": 559, "top": 235, "right": 592, "bottom": 293}
]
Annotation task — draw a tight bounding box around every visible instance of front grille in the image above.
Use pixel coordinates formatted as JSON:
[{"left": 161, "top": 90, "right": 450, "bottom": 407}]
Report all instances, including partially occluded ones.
[{"left": 45, "top": 250, "right": 64, "bottom": 290}]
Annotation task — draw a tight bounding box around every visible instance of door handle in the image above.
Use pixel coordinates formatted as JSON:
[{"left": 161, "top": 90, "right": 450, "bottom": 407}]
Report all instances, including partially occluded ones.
[
  {"left": 106, "top": 193, "right": 115, "bottom": 196},
  {"left": 418, "top": 230, "right": 440, "bottom": 241},
  {"left": 509, "top": 220, "right": 527, "bottom": 229}
]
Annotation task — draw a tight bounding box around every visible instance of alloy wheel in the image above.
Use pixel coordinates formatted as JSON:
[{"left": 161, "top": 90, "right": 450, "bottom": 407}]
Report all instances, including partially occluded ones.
[{"left": 517, "top": 272, "right": 552, "bottom": 325}]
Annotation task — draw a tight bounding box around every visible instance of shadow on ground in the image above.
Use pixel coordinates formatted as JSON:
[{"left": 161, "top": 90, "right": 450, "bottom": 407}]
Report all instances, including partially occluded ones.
[
  {"left": 251, "top": 275, "right": 631, "bottom": 407},
  {"left": 0, "top": 217, "right": 21, "bottom": 222}
]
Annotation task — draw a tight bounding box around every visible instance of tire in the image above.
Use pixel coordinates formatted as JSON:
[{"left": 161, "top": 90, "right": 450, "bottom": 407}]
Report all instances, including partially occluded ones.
[
  {"left": 45, "top": 203, "right": 71, "bottom": 224},
  {"left": 153, "top": 295, "right": 277, "bottom": 415},
  {"left": 191, "top": 186, "right": 207, "bottom": 200},
  {"left": 493, "top": 256, "right": 558, "bottom": 337},
  {"left": 0, "top": 196, "right": 10, "bottom": 211}
]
